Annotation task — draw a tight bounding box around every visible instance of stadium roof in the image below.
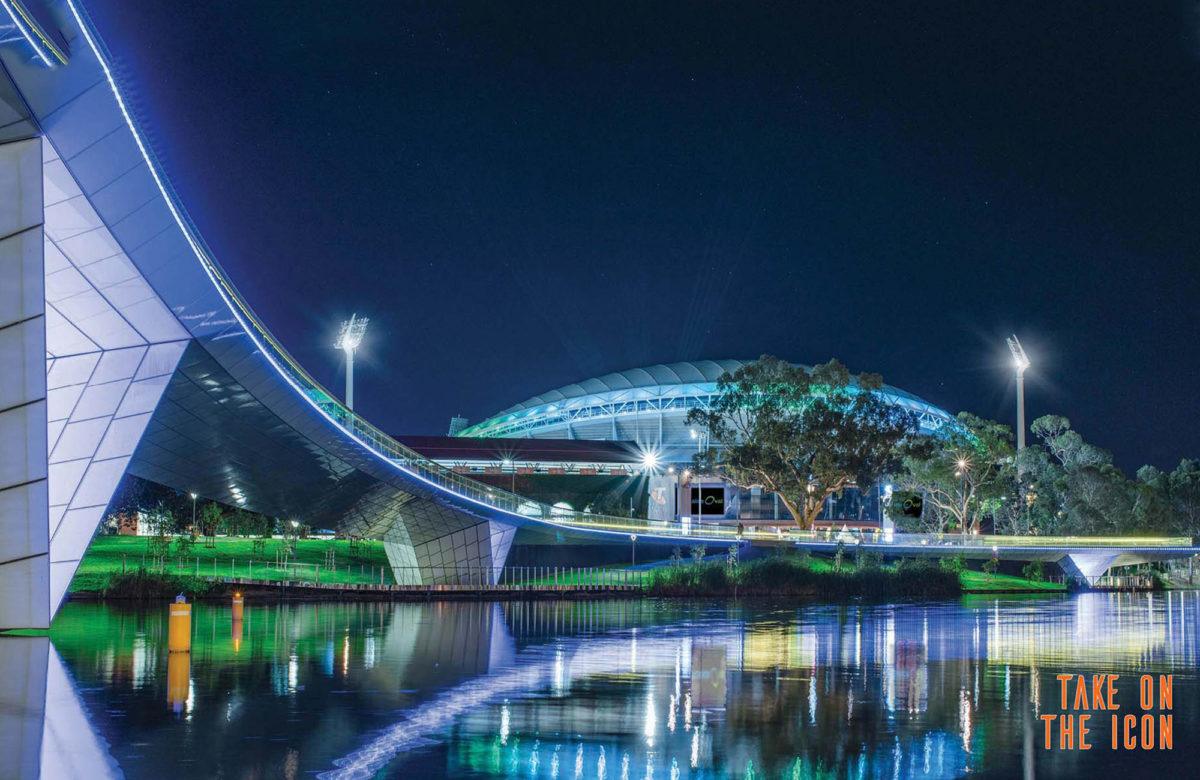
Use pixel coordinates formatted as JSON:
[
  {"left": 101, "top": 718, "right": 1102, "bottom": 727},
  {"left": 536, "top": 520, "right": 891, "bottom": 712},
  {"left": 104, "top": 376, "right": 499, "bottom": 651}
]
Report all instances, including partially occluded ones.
[{"left": 495, "top": 359, "right": 939, "bottom": 416}]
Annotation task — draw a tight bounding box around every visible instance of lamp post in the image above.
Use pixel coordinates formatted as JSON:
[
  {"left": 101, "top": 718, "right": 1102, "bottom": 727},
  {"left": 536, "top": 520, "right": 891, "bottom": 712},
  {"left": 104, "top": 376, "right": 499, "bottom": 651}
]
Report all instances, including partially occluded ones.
[
  {"left": 1006, "top": 335, "right": 1030, "bottom": 469},
  {"left": 189, "top": 492, "right": 197, "bottom": 532},
  {"left": 955, "top": 458, "right": 970, "bottom": 536},
  {"left": 630, "top": 534, "right": 637, "bottom": 567},
  {"left": 502, "top": 458, "right": 515, "bottom": 494}
]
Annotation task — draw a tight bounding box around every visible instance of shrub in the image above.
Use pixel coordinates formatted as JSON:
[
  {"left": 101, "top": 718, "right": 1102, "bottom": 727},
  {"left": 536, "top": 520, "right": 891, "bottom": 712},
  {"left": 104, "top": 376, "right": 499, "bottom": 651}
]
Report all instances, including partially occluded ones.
[
  {"left": 100, "top": 569, "right": 221, "bottom": 600},
  {"left": 857, "top": 550, "right": 883, "bottom": 571},
  {"left": 982, "top": 557, "right": 999, "bottom": 574},
  {"left": 939, "top": 555, "right": 966, "bottom": 575},
  {"left": 1021, "top": 561, "right": 1045, "bottom": 582},
  {"left": 644, "top": 556, "right": 961, "bottom": 600},
  {"left": 175, "top": 536, "right": 195, "bottom": 556}
]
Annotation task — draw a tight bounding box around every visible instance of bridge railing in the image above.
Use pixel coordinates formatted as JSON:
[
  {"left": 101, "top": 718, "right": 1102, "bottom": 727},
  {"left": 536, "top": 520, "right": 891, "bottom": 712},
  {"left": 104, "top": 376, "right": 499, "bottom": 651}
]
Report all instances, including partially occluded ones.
[{"left": 773, "top": 527, "right": 1194, "bottom": 549}]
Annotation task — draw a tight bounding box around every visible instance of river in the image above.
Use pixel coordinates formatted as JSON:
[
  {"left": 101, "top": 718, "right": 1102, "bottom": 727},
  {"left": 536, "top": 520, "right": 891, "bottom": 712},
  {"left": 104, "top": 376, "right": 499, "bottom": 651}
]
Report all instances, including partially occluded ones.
[{"left": 5, "top": 593, "right": 1198, "bottom": 778}]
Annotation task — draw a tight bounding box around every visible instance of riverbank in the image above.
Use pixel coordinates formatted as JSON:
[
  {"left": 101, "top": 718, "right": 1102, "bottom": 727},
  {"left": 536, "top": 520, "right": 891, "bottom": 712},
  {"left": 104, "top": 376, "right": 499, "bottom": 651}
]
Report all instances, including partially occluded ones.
[
  {"left": 66, "top": 555, "right": 1069, "bottom": 603},
  {"left": 645, "top": 556, "right": 969, "bottom": 598}
]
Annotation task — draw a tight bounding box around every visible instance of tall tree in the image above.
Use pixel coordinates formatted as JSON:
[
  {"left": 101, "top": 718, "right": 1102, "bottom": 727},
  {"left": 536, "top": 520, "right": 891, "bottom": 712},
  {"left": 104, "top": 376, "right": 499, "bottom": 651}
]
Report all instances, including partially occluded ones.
[
  {"left": 686, "top": 356, "right": 918, "bottom": 529},
  {"left": 894, "top": 413, "right": 1015, "bottom": 534},
  {"left": 1023, "top": 415, "right": 1136, "bottom": 535}
]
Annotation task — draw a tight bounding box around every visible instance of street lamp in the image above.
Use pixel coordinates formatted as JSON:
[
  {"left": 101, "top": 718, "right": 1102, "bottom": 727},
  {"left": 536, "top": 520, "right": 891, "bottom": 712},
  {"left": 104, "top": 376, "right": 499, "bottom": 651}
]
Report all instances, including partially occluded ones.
[
  {"left": 335, "top": 314, "right": 369, "bottom": 410},
  {"left": 630, "top": 534, "right": 638, "bottom": 567},
  {"left": 502, "top": 457, "right": 515, "bottom": 493},
  {"left": 955, "top": 457, "right": 971, "bottom": 536},
  {"left": 1006, "top": 335, "right": 1030, "bottom": 464},
  {"left": 189, "top": 492, "right": 197, "bottom": 531}
]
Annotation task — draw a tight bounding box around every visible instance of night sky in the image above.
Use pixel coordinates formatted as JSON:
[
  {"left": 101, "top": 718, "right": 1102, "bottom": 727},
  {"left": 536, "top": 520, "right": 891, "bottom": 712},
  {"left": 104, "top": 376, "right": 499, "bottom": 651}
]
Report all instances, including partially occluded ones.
[{"left": 84, "top": 1, "right": 1200, "bottom": 471}]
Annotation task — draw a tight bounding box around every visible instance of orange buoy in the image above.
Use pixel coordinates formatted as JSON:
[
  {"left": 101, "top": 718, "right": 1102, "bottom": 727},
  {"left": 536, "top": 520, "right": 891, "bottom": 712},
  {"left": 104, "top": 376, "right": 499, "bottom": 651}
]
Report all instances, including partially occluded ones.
[{"left": 168, "top": 595, "right": 192, "bottom": 653}]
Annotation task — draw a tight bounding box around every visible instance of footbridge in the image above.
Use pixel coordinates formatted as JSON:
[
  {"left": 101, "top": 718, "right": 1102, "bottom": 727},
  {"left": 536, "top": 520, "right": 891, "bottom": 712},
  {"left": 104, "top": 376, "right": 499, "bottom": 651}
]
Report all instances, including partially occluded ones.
[{"left": 0, "top": 0, "right": 749, "bottom": 628}]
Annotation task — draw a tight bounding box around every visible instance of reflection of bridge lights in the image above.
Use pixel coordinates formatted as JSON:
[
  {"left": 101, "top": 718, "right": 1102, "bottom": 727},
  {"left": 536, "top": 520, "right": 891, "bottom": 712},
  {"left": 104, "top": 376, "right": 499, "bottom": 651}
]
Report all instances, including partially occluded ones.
[
  {"left": 553, "top": 649, "right": 565, "bottom": 695},
  {"left": 960, "top": 689, "right": 972, "bottom": 753},
  {"left": 499, "top": 702, "right": 510, "bottom": 745},
  {"left": 644, "top": 689, "right": 657, "bottom": 747}
]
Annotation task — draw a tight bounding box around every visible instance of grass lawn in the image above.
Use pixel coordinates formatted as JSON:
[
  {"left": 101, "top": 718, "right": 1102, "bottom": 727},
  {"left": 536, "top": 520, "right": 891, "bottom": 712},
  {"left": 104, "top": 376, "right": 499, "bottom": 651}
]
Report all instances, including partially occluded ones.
[
  {"left": 960, "top": 569, "right": 1066, "bottom": 592},
  {"left": 71, "top": 535, "right": 393, "bottom": 592}
]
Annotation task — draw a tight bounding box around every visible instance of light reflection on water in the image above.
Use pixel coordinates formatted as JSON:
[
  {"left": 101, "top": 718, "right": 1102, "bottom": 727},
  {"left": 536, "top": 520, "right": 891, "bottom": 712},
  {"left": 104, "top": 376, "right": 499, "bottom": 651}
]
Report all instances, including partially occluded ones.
[{"left": 5, "top": 592, "right": 1199, "bottom": 778}]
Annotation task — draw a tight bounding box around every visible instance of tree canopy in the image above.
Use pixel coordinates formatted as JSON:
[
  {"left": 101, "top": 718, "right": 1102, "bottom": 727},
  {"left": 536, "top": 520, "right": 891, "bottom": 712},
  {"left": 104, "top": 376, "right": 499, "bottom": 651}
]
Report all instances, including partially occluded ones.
[
  {"left": 893, "top": 412, "right": 1015, "bottom": 534},
  {"left": 686, "top": 356, "right": 919, "bottom": 529}
]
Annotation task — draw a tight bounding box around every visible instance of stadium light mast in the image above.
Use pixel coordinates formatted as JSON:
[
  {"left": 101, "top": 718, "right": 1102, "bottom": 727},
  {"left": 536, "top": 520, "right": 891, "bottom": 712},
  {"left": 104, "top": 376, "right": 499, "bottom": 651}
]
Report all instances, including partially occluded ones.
[
  {"left": 336, "top": 314, "right": 369, "bottom": 410},
  {"left": 1006, "top": 335, "right": 1030, "bottom": 463}
]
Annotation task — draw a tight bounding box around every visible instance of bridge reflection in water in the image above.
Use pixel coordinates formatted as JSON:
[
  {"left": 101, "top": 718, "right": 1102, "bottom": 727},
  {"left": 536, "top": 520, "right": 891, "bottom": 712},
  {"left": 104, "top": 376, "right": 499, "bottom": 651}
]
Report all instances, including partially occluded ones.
[{"left": 1, "top": 593, "right": 1198, "bottom": 778}]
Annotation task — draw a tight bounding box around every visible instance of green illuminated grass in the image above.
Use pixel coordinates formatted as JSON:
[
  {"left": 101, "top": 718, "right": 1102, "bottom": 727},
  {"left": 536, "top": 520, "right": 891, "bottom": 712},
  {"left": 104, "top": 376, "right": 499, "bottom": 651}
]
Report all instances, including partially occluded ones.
[
  {"left": 960, "top": 569, "right": 1066, "bottom": 592},
  {"left": 70, "top": 535, "right": 393, "bottom": 593}
]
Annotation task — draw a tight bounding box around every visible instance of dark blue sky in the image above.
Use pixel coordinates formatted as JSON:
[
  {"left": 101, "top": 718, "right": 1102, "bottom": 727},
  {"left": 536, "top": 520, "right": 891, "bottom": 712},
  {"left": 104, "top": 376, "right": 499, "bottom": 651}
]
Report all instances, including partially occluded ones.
[{"left": 86, "top": 1, "right": 1200, "bottom": 471}]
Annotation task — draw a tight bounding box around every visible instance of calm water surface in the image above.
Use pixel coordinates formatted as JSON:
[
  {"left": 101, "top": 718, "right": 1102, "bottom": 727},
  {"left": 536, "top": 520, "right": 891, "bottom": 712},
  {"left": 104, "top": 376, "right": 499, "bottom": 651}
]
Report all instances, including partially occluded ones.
[{"left": 14, "top": 593, "right": 1200, "bottom": 778}]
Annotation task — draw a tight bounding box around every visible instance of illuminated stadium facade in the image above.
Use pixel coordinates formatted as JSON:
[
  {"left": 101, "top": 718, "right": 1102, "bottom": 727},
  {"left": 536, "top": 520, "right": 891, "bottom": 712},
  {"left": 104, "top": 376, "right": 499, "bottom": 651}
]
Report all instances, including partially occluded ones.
[{"left": 459, "top": 360, "right": 958, "bottom": 526}]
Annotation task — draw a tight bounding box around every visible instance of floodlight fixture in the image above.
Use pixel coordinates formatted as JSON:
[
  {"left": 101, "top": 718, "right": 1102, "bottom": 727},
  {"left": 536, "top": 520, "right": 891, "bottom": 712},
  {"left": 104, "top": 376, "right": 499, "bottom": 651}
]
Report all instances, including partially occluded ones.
[
  {"left": 1006, "top": 335, "right": 1030, "bottom": 374},
  {"left": 335, "top": 313, "right": 369, "bottom": 409}
]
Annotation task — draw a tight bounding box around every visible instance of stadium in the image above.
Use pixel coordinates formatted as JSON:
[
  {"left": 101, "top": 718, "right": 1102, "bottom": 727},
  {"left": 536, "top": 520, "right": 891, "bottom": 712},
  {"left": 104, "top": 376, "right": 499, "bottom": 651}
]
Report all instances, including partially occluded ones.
[{"left": 452, "top": 360, "right": 957, "bottom": 530}]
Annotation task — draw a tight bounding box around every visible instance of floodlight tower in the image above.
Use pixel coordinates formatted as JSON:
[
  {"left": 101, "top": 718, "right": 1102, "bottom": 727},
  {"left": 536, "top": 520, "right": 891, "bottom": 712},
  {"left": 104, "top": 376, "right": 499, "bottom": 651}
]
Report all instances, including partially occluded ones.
[
  {"left": 336, "top": 314, "right": 369, "bottom": 410},
  {"left": 1006, "top": 335, "right": 1030, "bottom": 462}
]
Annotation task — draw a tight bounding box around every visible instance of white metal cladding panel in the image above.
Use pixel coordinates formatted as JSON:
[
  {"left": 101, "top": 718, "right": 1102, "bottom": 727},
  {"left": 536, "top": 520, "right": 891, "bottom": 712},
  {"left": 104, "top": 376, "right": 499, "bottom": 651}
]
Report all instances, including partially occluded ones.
[
  {"left": 45, "top": 352, "right": 98, "bottom": 389},
  {"left": 0, "top": 319, "right": 45, "bottom": 411},
  {"left": 43, "top": 305, "right": 97, "bottom": 356},
  {"left": 0, "top": 398, "right": 47, "bottom": 489},
  {"left": 45, "top": 382, "right": 82, "bottom": 422},
  {"left": 67, "top": 379, "right": 128, "bottom": 422},
  {"left": 0, "top": 134, "right": 48, "bottom": 629},
  {"left": 0, "top": 480, "right": 48, "bottom": 563},
  {"left": 71, "top": 457, "right": 130, "bottom": 509},
  {"left": 89, "top": 345, "right": 146, "bottom": 384},
  {"left": 93, "top": 412, "right": 152, "bottom": 460},
  {"left": 0, "top": 137, "right": 41, "bottom": 236},
  {"left": 0, "top": 556, "right": 49, "bottom": 632},
  {"left": 0, "top": 225, "right": 43, "bottom": 327},
  {"left": 48, "top": 416, "right": 107, "bottom": 463},
  {"left": 45, "top": 459, "right": 86, "bottom": 509}
]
